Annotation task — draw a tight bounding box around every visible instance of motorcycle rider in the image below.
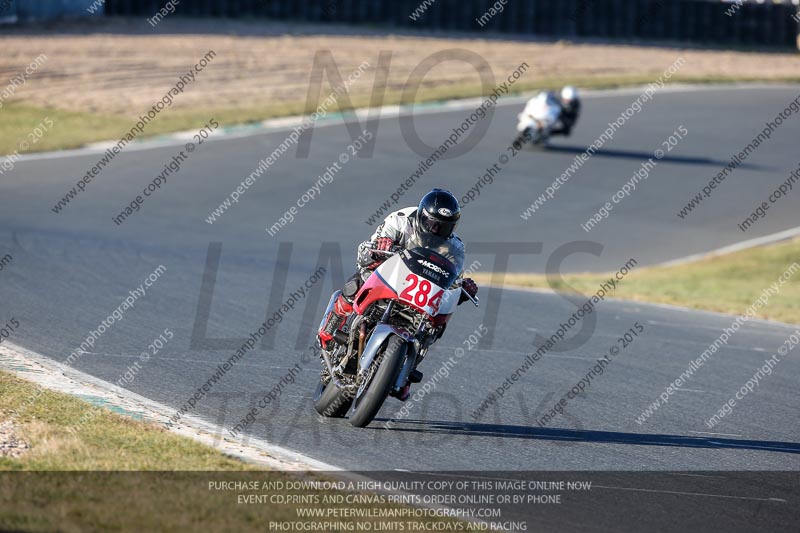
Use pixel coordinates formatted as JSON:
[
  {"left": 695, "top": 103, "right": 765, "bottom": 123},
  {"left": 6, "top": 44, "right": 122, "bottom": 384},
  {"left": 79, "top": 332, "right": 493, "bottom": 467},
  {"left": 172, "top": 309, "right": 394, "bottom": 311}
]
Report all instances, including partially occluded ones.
[
  {"left": 317, "top": 189, "right": 479, "bottom": 400},
  {"left": 551, "top": 86, "right": 581, "bottom": 137}
]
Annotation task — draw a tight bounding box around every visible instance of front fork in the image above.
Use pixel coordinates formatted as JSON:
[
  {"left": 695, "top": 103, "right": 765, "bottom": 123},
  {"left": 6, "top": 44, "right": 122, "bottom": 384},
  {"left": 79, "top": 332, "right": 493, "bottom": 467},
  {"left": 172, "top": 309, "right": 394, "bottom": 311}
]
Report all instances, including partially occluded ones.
[
  {"left": 317, "top": 290, "right": 343, "bottom": 348},
  {"left": 393, "top": 348, "right": 418, "bottom": 393},
  {"left": 358, "top": 324, "right": 420, "bottom": 396}
]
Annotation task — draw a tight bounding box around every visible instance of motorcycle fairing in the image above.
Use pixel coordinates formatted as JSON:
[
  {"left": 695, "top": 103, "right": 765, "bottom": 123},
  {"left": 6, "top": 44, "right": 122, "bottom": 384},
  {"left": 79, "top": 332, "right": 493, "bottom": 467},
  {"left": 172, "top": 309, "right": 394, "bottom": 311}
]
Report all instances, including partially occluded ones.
[{"left": 353, "top": 253, "right": 461, "bottom": 318}]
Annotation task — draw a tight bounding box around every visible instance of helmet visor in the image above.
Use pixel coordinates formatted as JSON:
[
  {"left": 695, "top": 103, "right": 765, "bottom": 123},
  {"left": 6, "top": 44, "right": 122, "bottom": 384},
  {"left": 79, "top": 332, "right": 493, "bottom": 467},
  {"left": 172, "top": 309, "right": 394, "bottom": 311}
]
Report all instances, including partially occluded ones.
[{"left": 419, "top": 211, "right": 456, "bottom": 239}]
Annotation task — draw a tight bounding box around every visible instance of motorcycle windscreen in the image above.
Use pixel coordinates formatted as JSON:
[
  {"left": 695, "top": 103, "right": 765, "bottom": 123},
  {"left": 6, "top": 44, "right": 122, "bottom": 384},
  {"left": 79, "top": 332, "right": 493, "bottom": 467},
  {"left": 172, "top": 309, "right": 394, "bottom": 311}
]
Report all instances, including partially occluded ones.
[
  {"left": 402, "top": 247, "right": 460, "bottom": 290},
  {"left": 405, "top": 232, "right": 465, "bottom": 276},
  {"left": 375, "top": 247, "right": 462, "bottom": 318},
  {"left": 404, "top": 234, "right": 464, "bottom": 317}
]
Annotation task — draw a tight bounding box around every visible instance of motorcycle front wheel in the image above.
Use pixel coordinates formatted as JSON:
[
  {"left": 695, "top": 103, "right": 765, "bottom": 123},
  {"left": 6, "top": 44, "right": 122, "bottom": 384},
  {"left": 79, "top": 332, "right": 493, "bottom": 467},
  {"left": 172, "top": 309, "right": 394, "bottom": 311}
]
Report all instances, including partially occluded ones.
[
  {"left": 347, "top": 335, "right": 407, "bottom": 428},
  {"left": 514, "top": 127, "right": 533, "bottom": 147}
]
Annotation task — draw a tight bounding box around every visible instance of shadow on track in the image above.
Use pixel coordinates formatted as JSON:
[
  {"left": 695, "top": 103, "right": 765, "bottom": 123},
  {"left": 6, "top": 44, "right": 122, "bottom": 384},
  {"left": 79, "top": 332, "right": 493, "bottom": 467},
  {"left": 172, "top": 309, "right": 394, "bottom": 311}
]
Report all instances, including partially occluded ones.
[
  {"left": 543, "top": 144, "right": 765, "bottom": 169},
  {"left": 377, "top": 419, "right": 800, "bottom": 454}
]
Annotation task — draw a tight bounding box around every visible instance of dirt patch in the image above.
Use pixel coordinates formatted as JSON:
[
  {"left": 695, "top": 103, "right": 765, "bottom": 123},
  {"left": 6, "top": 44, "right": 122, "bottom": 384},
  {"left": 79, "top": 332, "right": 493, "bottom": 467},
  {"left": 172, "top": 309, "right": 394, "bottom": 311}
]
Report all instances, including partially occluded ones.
[
  {"left": 0, "top": 17, "right": 798, "bottom": 117},
  {"left": 0, "top": 419, "right": 29, "bottom": 458}
]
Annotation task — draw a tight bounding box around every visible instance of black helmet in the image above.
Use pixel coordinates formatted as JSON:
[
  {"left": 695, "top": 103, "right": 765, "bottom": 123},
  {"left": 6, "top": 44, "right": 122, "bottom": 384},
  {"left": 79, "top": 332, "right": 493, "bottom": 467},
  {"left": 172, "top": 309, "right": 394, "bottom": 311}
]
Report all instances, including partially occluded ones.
[{"left": 416, "top": 189, "right": 461, "bottom": 239}]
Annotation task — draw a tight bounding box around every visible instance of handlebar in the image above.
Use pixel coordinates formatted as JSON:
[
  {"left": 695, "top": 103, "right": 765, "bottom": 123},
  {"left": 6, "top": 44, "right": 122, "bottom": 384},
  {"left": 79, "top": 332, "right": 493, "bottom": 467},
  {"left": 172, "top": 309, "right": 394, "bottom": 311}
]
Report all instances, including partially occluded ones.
[
  {"left": 460, "top": 288, "right": 480, "bottom": 307},
  {"left": 455, "top": 279, "right": 480, "bottom": 307},
  {"left": 367, "top": 248, "right": 399, "bottom": 256}
]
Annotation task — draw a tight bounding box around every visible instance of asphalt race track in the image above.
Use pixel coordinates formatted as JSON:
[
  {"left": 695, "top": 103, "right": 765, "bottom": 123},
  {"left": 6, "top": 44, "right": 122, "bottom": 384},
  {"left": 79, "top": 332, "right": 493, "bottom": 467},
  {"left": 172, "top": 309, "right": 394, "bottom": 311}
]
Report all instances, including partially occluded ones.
[{"left": 1, "top": 85, "right": 799, "bottom": 528}]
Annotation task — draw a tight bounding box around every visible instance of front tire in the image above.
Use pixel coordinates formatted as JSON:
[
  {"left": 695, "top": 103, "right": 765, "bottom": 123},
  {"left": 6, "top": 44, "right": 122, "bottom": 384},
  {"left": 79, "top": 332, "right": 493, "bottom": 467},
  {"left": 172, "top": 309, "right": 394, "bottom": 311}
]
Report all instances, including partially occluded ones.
[
  {"left": 348, "top": 336, "right": 407, "bottom": 428},
  {"left": 515, "top": 127, "right": 533, "bottom": 147},
  {"left": 313, "top": 377, "right": 353, "bottom": 418}
]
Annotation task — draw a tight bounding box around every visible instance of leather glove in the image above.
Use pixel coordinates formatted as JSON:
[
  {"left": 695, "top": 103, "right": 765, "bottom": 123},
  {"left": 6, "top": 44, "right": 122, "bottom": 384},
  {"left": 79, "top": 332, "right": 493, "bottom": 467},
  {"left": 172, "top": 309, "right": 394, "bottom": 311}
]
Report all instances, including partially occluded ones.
[
  {"left": 367, "top": 237, "right": 394, "bottom": 269},
  {"left": 459, "top": 278, "right": 478, "bottom": 304},
  {"left": 373, "top": 237, "right": 394, "bottom": 256},
  {"left": 462, "top": 278, "right": 478, "bottom": 298}
]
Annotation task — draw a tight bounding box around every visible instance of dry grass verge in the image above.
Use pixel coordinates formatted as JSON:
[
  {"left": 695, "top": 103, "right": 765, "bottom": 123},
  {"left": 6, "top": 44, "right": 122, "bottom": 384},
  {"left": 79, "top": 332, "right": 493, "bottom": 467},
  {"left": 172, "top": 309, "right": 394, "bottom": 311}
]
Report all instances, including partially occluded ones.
[{"left": 1, "top": 17, "right": 798, "bottom": 153}]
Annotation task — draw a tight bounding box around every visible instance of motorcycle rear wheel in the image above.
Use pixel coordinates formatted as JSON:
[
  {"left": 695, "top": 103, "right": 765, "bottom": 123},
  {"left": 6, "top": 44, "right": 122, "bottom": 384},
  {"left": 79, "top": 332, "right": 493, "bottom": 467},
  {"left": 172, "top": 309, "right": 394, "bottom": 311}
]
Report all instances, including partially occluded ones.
[{"left": 348, "top": 336, "right": 407, "bottom": 428}]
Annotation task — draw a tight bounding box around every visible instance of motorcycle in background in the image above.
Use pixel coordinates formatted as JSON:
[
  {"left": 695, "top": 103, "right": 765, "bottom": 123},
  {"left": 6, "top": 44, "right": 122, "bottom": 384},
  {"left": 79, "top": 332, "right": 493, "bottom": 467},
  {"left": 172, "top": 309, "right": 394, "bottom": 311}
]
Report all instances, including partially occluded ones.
[{"left": 516, "top": 91, "right": 562, "bottom": 147}]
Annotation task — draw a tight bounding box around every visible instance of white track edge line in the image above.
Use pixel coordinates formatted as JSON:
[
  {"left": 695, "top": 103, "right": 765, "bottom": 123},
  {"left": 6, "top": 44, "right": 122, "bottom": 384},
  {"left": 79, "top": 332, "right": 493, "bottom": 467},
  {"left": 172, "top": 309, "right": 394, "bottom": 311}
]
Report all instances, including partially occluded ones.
[
  {"left": 0, "top": 341, "right": 340, "bottom": 472},
  {"left": 654, "top": 225, "right": 800, "bottom": 268}
]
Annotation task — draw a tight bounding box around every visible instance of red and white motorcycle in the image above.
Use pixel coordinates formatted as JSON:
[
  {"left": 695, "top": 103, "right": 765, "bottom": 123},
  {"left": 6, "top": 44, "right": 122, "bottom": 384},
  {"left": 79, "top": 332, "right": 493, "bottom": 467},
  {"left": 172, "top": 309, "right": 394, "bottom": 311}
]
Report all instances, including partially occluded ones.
[{"left": 313, "top": 233, "right": 478, "bottom": 427}]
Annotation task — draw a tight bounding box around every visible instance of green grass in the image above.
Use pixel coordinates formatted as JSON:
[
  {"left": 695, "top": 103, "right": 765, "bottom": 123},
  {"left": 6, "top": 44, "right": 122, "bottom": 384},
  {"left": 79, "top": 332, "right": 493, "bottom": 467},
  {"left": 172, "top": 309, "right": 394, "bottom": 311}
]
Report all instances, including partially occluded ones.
[
  {"left": 0, "top": 371, "right": 245, "bottom": 471},
  {"left": 0, "top": 371, "right": 462, "bottom": 532},
  {"left": 475, "top": 237, "right": 800, "bottom": 325},
  {"left": 3, "top": 73, "right": 799, "bottom": 155}
]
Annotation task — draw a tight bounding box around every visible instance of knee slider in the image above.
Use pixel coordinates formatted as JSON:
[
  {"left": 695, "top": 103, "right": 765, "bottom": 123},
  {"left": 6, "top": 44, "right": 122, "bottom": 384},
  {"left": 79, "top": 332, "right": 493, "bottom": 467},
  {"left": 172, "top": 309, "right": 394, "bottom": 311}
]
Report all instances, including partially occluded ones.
[{"left": 343, "top": 279, "right": 360, "bottom": 299}]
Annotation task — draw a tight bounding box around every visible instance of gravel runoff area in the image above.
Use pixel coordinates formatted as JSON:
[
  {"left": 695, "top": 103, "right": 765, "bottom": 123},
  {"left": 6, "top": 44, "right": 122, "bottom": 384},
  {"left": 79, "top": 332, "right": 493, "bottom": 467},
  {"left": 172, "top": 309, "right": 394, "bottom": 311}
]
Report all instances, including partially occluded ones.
[
  {"left": 0, "top": 17, "right": 798, "bottom": 116},
  {"left": 0, "top": 420, "right": 28, "bottom": 459}
]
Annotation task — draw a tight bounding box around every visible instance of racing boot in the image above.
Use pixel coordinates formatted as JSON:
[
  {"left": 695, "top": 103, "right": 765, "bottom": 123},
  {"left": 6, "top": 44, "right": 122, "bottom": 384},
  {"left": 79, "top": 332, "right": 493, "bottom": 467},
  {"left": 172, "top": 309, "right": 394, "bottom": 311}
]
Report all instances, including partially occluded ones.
[{"left": 317, "top": 294, "right": 353, "bottom": 351}]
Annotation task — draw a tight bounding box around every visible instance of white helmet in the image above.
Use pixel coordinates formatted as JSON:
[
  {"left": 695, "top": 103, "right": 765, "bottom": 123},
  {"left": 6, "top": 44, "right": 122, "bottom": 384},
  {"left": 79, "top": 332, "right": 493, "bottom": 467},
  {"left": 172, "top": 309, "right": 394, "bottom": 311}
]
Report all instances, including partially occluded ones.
[{"left": 561, "top": 86, "right": 578, "bottom": 102}]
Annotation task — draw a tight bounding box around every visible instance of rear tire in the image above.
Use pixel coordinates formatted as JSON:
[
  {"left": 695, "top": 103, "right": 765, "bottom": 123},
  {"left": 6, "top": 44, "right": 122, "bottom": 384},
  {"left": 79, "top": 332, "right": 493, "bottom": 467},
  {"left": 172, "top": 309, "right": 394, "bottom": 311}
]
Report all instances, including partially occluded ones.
[
  {"left": 313, "top": 378, "right": 353, "bottom": 418},
  {"left": 348, "top": 336, "right": 407, "bottom": 428}
]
